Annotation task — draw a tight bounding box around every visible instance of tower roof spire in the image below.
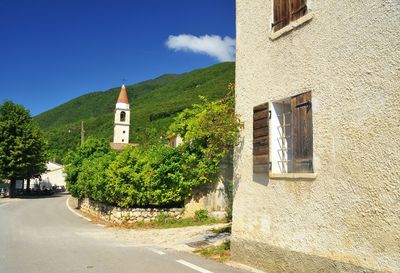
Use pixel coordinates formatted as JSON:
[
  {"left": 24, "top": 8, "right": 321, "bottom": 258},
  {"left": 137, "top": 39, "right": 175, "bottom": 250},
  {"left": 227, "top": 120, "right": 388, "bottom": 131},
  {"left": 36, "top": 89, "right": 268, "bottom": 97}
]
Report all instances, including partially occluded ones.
[{"left": 117, "top": 84, "right": 129, "bottom": 104}]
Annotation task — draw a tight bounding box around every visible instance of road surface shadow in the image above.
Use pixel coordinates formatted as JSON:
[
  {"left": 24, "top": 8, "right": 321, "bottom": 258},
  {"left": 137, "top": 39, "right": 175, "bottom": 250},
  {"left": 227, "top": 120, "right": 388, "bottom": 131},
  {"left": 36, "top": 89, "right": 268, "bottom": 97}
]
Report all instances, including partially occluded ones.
[{"left": 15, "top": 192, "right": 69, "bottom": 199}]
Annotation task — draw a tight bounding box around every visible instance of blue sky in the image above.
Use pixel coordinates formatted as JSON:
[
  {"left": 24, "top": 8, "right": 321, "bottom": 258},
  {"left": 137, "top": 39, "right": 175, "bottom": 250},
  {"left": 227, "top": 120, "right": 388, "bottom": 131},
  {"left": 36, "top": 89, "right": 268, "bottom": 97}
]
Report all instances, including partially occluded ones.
[{"left": 0, "top": 0, "right": 235, "bottom": 115}]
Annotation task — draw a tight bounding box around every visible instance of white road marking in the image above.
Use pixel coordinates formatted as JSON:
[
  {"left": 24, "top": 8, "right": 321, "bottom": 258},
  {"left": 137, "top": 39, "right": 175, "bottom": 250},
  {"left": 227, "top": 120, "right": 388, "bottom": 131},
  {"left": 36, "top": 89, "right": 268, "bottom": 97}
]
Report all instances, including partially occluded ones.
[
  {"left": 148, "top": 248, "right": 166, "bottom": 255},
  {"left": 66, "top": 197, "right": 92, "bottom": 222},
  {"left": 176, "top": 259, "right": 213, "bottom": 273},
  {"left": 0, "top": 203, "right": 9, "bottom": 208}
]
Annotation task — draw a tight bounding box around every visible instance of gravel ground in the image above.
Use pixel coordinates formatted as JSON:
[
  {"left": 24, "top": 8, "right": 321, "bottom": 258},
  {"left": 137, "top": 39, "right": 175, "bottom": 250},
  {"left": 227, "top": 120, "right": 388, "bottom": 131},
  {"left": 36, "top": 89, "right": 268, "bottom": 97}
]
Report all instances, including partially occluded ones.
[
  {"left": 106, "top": 223, "right": 231, "bottom": 251},
  {"left": 67, "top": 197, "right": 231, "bottom": 252}
]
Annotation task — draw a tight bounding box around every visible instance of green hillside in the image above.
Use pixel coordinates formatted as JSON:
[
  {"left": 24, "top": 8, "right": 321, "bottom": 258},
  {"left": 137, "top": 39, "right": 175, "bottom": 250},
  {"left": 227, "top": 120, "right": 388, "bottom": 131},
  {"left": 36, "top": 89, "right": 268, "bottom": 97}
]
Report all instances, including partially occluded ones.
[{"left": 35, "top": 62, "right": 235, "bottom": 162}]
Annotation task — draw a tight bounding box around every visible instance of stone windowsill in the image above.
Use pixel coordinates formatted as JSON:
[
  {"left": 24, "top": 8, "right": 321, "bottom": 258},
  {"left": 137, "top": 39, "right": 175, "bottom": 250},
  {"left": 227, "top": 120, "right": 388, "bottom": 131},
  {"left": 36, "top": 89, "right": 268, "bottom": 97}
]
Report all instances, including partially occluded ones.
[
  {"left": 269, "top": 12, "right": 314, "bottom": 41},
  {"left": 269, "top": 172, "right": 317, "bottom": 180}
]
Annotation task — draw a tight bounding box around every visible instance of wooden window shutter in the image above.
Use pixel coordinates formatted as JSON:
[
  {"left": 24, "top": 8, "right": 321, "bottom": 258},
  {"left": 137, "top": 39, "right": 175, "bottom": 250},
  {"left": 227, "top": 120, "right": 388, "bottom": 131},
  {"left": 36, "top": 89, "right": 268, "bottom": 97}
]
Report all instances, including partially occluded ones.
[
  {"left": 273, "top": 0, "right": 290, "bottom": 31},
  {"left": 253, "top": 103, "right": 269, "bottom": 173},
  {"left": 290, "top": 0, "right": 307, "bottom": 21},
  {"left": 291, "top": 91, "right": 313, "bottom": 173}
]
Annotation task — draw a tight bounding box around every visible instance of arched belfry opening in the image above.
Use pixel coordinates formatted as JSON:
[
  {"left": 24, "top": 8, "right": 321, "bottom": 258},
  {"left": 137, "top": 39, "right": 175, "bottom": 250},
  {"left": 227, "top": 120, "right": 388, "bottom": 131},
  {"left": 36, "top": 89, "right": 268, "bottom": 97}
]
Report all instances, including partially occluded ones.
[{"left": 120, "top": 111, "right": 126, "bottom": 122}]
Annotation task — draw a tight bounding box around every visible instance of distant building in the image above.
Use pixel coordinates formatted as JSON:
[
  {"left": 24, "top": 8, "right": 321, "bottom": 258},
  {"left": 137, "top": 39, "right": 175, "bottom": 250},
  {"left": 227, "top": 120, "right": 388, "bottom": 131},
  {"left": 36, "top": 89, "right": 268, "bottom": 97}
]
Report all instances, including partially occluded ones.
[
  {"left": 16, "top": 162, "right": 66, "bottom": 190},
  {"left": 167, "top": 134, "right": 183, "bottom": 148},
  {"left": 233, "top": 1, "right": 400, "bottom": 273},
  {"left": 41, "top": 162, "right": 66, "bottom": 187}
]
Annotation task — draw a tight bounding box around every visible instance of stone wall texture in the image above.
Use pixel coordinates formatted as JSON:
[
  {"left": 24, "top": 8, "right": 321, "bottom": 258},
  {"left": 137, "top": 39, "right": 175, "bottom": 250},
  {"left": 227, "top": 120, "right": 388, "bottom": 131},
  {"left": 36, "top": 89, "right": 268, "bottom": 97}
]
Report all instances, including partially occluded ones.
[
  {"left": 184, "top": 155, "right": 232, "bottom": 218},
  {"left": 75, "top": 198, "right": 183, "bottom": 224},
  {"left": 233, "top": 1, "right": 400, "bottom": 273}
]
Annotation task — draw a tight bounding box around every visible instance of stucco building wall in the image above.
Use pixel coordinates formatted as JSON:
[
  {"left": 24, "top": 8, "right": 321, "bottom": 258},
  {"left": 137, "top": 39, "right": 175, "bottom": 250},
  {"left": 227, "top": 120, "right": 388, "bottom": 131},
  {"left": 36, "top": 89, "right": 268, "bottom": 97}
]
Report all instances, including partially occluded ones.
[
  {"left": 41, "top": 168, "right": 66, "bottom": 187},
  {"left": 233, "top": 1, "right": 400, "bottom": 273}
]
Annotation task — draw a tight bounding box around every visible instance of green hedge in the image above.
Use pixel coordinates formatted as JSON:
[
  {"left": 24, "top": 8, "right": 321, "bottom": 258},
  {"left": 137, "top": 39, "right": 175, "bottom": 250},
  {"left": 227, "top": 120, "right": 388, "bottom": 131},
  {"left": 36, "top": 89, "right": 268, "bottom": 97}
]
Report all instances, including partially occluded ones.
[
  {"left": 65, "top": 88, "right": 241, "bottom": 208},
  {"left": 65, "top": 138, "right": 218, "bottom": 207}
]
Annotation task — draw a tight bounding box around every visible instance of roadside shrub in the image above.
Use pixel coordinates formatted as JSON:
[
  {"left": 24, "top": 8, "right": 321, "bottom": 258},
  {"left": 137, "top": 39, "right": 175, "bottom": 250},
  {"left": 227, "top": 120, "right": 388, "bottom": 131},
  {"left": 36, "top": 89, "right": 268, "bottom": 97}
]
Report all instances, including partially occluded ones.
[
  {"left": 66, "top": 142, "right": 205, "bottom": 208},
  {"left": 65, "top": 137, "right": 113, "bottom": 198},
  {"left": 195, "top": 209, "right": 209, "bottom": 221},
  {"left": 77, "top": 153, "right": 116, "bottom": 202},
  {"left": 104, "top": 147, "right": 147, "bottom": 207}
]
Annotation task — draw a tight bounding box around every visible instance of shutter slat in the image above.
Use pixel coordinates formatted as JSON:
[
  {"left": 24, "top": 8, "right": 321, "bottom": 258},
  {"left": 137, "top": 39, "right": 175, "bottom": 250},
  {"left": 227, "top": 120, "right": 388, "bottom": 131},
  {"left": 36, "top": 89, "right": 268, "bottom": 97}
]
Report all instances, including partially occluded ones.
[
  {"left": 253, "top": 102, "right": 269, "bottom": 111},
  {"left": 291, "top": 91, "right": 313, "bottom": 173},
  {"left": 253, "top": 103, "right": 269, "bottom": 174},
  {"left": 253, "top": 145, "right": 268, "bottom": 156},
  {"left": 273, "top": 0, "right": 290, "bottom": 31},
  {"left": 254, "top": 118, "right": 269, "bottom": 129},
  {"left": 254, "top": 110, "right": 269, "bottom": 121},
  {"left": 253, "top": 135, "right": 268, "bottom": 145},
  {"left": 290, "top": 0, "right": 307, "bottom": 21},
  {"left": 253, "top": 127, "right": 269, "bottom": 138},
  {"left": 253, "top": 165, "right": 269, "bottom": 173},
  {"left": 253, "top": 155, "right": 269, "bottom": 165},
  {"left": 254, "top": 135, "right": 268, "bottom": 155}
]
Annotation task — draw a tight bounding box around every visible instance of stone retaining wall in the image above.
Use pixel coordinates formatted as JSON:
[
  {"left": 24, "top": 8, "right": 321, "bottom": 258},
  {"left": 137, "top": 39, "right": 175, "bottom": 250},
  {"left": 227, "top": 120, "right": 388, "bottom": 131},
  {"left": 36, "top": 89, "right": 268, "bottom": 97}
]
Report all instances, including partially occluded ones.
[{"left": 72, "top": 197, "right": 184, "bottom": 224}]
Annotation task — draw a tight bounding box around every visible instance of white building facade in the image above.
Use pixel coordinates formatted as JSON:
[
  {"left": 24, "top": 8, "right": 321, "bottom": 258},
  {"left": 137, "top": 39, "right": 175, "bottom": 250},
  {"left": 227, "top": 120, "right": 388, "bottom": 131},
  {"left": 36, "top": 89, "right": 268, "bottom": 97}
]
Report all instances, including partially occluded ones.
[{"left": 233, "top": 1, "right": 400, "bottom": 273}]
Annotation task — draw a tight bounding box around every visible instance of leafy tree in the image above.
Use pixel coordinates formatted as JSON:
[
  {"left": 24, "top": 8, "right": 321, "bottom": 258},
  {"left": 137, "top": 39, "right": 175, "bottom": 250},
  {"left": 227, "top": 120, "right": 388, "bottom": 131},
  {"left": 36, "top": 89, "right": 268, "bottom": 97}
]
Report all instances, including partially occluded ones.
[
  {"left": 168, "top": 84, "right": 242, "bottom": 183},
  {"left": 0, "top": 101, "right": 48, "bottom": 197},
  {"left": 104, "top": 147, "right": 148, "bottom": 207},
  {"left": 64, "top": 136, "right": 112, "bottom": 197}
]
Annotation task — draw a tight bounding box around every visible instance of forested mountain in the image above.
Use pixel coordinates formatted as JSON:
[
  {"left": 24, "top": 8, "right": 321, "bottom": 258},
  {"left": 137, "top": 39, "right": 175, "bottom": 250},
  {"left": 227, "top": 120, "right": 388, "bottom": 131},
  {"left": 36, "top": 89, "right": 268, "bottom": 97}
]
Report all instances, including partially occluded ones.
[{"left": 34, "top": 62, "right": 235, "bottom": 162}]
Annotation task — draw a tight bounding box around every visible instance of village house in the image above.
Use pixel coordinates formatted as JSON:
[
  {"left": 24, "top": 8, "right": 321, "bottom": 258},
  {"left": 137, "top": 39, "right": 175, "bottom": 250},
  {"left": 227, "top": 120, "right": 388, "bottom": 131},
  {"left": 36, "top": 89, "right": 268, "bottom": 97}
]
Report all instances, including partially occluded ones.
[
  {"left": 232, "top": 1, "right": 400, "bottom": 273},
  {"left": 40, "top": 162, "right": 66, "bottom": 188},
  {"left": 15, "top": 161, "right": 66, "bottom": 191}
]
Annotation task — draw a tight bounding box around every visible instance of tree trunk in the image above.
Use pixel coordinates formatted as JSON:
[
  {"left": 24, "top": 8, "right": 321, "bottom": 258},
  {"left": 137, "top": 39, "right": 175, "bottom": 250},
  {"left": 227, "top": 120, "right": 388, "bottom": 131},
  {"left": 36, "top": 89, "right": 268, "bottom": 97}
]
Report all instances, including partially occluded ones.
[
  {"left": 26, "top": 178, "right": 31, "bottom": 193},
  {"left": 9, "top": 179, "right": 16, "bottom": 198}
]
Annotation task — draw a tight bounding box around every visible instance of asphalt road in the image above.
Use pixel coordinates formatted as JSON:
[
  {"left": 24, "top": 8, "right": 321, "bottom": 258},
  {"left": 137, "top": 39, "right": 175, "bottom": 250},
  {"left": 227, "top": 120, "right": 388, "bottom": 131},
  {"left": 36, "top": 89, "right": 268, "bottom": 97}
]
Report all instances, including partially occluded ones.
[{"left": 0, "top": 194, "right": 249, "bottom": 273}]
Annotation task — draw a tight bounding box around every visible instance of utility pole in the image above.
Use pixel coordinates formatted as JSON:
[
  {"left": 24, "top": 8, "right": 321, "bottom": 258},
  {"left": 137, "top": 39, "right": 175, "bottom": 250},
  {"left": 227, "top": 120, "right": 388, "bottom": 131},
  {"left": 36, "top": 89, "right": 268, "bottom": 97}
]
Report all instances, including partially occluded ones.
[{"left": 81, "top": 121, "right": 85, "bottom": 145}]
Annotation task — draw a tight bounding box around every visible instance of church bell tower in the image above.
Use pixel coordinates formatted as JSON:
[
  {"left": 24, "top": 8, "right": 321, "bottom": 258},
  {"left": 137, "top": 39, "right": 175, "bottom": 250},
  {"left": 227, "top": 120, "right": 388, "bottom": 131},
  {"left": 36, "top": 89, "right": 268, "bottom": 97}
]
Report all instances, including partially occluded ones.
[{"left": 113, "top": 85, "right": 130, "bottom": 144}]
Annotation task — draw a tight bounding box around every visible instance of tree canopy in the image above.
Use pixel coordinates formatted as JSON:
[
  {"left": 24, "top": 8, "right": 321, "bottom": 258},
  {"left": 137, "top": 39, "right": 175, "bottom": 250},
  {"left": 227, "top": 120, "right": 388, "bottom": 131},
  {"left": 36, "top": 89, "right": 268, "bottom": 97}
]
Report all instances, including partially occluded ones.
[
  {"left": 0, "top": 101, "right": 48, "bottom": 197},
  {"left": 168, "top": 83, "right": 242, "bottom": 162}
]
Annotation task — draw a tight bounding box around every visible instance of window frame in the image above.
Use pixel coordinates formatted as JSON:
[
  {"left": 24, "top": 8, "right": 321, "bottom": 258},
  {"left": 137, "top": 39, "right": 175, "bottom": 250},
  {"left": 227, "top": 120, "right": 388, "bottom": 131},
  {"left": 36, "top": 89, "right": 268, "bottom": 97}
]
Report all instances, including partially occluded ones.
[
  {"left": 253, "top": 91, "right": 315, "bottom": 177},
  {"left": 272, "top": 0, "right": 308, "bottom": 32}
]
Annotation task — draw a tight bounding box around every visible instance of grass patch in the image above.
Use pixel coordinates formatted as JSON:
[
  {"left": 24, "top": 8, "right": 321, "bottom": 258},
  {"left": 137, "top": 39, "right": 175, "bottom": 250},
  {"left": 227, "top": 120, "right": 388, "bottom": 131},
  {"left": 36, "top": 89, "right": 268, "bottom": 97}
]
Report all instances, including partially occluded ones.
[
  {"left": 211, "top": 224, "right": 231, "bottom": 234},
  {"left": 153, "top": 216, "right": 224, "bottom": 229},
  {"left": 194, "top": 240, "right": 231, "bottom": 263},
  {"left": 79, "top": 207, "right": 228, "bottom": 230},
  {"left": 114, "top": 215, "right": 226, "bottom": 229}
]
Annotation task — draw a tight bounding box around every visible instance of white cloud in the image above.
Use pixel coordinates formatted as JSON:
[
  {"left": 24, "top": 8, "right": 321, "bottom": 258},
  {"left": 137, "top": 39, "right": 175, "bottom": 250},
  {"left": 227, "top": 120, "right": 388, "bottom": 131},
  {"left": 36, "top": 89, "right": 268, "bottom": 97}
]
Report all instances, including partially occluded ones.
[{"left": 166, "top": 34, "right": 235, "bottom": 62}]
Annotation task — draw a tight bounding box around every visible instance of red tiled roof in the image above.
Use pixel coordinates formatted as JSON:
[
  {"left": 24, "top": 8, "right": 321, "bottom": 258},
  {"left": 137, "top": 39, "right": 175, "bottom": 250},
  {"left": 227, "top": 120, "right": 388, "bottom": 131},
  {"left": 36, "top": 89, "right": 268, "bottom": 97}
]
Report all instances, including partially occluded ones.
[{"left": 117, "top": 85, "right": 129, "bottom": 103}]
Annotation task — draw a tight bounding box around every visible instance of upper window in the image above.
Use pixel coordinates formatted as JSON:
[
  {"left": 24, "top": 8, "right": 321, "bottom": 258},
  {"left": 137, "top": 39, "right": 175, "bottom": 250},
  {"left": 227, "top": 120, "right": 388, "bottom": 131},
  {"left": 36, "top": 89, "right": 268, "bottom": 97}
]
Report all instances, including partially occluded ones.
[
  {"left": 253, "top": 91, "right": 313, "bottom": 174},
  {"left": 272, "top": 0, "right": 307, "bottom": 32},
  {"left": 120, "top": 111, "right": 126, "bottom": 122}
]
